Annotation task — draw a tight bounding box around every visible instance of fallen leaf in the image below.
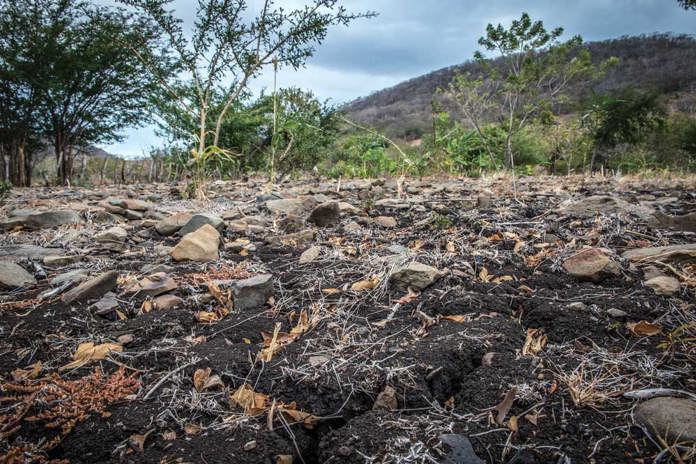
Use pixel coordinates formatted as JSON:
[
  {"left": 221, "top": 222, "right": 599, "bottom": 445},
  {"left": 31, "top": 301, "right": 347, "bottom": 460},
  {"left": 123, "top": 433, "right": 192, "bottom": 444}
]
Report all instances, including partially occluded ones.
[
  {"left": 479, "top": 267, "right": 490, "bottom": 283},
  {"left": 627, "top": 320, "right": 662, "bottom": 337},
  {"left": 508, "top": 415, "right": 519, "bottom": 433},
  {"left": 514, "top": 241, "right": 525, "bottom": 254},
  {"left": 524, "top": 411, "right": 539, "bottom": 426},
  {"left": 351, "top": 276, "right": 380, "bottom": 292},
  {"left": 60, "top": 342, "right": 123, "bottom": 371},
  {"left": 129, "top": 433, "right": 147, "bottom": 452},
  {"left": 322, "top": 288, "right": 342, "bottom": 295},
  {"left": 193, "top": 368, "right": 224, "bottom": 392},
  {"left": 161, "top": 430, "right": 176, "bottom": 441},
  {"left": 184, "top": 423, "right": 201, "bottom": 436},
  {"left": 442, "top": 314, "right": 471, "bottom": 323},
  {"left": 140, "top": 300, "right": 154, "bottom": 314},
  {"left": 522, "top": 328, "right": 547, "bottom": 356},
  {"left": 11, "top": 361, "right": 42, "bottom": 381},
  {"left": 395, "top": 287, "right": 420, "bottom": 305},
  {"left": 230, "top": 384, "right": 269, "bottom": 416},
  {"left": 208, "top": 281, "right": 234, "bottom": 311},
  {"left": 276, "top": 455, "right": 293, "bottom": 464},
  {"left": 493, "top": 387, "right": 517, "bottom": 425},
  {"left": 279, "top": 402, "right": 317, "bottom": 428},
  {"left": 446, "top": 241, "right": 457, "bottom": 253}
]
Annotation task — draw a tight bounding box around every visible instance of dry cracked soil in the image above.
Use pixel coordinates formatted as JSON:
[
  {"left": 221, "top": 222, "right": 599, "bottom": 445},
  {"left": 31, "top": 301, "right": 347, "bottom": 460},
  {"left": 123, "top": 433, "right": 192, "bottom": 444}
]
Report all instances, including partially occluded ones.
[{"left": 0, "top": 175, "right": 695, "bottom": 464}]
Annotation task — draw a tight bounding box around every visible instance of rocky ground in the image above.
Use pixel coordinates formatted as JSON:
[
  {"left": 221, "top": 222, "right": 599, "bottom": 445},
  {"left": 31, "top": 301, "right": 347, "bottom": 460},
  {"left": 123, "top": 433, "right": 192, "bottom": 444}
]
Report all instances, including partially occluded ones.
[{"left": 0, "top": 175, "right": 695, "bottom": 464}]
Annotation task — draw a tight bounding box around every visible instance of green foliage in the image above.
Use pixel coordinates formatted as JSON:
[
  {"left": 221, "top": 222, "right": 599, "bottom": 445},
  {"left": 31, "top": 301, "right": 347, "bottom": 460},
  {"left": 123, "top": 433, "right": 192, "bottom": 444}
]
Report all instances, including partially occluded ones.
[
  {"left": 324, "top": 133, "right": 397, "bottom": 178},
  {"left": 678, "top": 0, "right": 696, "bottom": 9},
  {"left": 0, "top": 179, "right": 11, "bottom": 198},
  {"left": 431, "top": 214, "right": 453, "bottom": 230}
]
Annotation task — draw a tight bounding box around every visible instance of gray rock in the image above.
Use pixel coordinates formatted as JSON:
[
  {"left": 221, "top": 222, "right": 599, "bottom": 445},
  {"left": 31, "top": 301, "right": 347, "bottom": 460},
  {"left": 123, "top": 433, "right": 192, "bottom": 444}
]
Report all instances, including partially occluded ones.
[
  {"left": 559, "top": 195, "right": 654, "bottom": 220},
  {"left": 634, "top": 397, "right": 696, "bottom": 442},
  {"left": 299, "top": 246, "right": 322, "bottom": 264},
  {"left": 227, "top": 274, "right": 274, "bottom": 311},
  {"left": 622, "top": 244, "right": 696, "bottom": 264},
  {"left": 170, "top": 224, "right": 220, "bottom": 262},
  {"left": 0, "top": 245, "right": 63, "bottom": 261},
  {"left": 179, "top": 213, "right": 224, "bottom": 236},
  {"left": 477, "top": 190, "right": 495, "bottom": 209},
  {"left": 438, "top": 434, "right": 484, "bottom": 464},
  {"left": 650, "top": 211, "right": 696, "bottom": 233},
  {"left": 62, "top": 271, "right": 119, "bottom": 305},
  {"left": 562, "top": 248, "right": 620, "bottom": 282},
  {"left": 0, "top": 261, "right": 36, "bottom": 288},
  {"left": 43, "top": 255, "right": 83, "bottom": 267},
  {"left": 266, "top": 197, "right": 316, "bottom": 216},
  {"left": 141, "top": 263, "right": 173, "bottom": 275},
  {"left": 307, "top": 202, "right": 340, "bottom": 227},
  {"left": 5, "top": 210, "right": 82, "bottom": 230},
  {"left": 109, "top": 199, "right": 152, "bottom": 211},
  {"left": 123, "top": 272, "right": 177, "bottom": 298},
  {"left": 390, "top": 262, "right": 443, "bottom": 291},
  {"left": 152, "top": 294, "right": 184, "bottom": 311},
  {"left": 155, "top": 212, "right": 193, "bottom": 236},
  {"left": 50, "top": 269, "right": 89, "bottom": 287},
  {"left": 95, "top": 226, "right": 128, "bottom": 251},
  {"left": 375, "top": 216, "right": 397, "bottom": 228},
  {"left": 91, "top": 292, "right": 120, "bottom": 316},
  {"left": 266, "top": 229, "right": 316, "bottom": 246},
  {"left": 607, "top": 308, "right": 628, "bottom": 319},
  {"left": 644, "top": 276, "right": 681, "bottom": 296}
]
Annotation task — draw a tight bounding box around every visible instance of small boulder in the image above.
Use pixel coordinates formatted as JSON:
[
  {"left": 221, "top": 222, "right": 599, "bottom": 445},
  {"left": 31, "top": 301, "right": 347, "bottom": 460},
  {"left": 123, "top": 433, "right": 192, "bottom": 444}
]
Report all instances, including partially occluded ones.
[
  {"left": 124, "top": 272, "right": 177, "bottom": 298},
  {"left": 0, "top": 261, "right": 36, "bottom": 288},
  {"left": 299, "top": 246, "right": 322, "bottom": 264},
  {"left": 95, "top": 226, "right": 128, "bottom": 251},
  {"left": 23, "top": 210, "right": 82, "bottom": 229},
  {"left": 152, "top": 294, "right": 184, "bottom": 311},
  {"left": 634, "top": 397, "right": 696, "bottom": 442},
  {"left": 562, "top": 248, "right": 620, "bottom": 282},
  {"left": 644, "top": 276, "right": 680, "bottom": 296},
  {"left": 229, "top": 274, "right": 274, "bottom": 311},
  {"left": 307, "top": 202, "right": 340, "bottom": 227},
  {"left": 155, "top": 212, "right": 193, "bottom": 236},
  {"left": 266, "top": 197, "right": 316, "bottom": 216},
  {"left": 50, "top": 269, "right": 89, "bottom": 287},
  {"left": 110, "top": 199, "right": 152, "bottom": 211},
  {"left": 170, "top": 224, "right": 220, "bottom": 262},
  {"left": 91, "top": 292, "right": 120, "bottom": 316},
  {"left": 43, "top": 255, "right": 83, "bottom": 267},
  {"left": 375, "top": 216, "right": 397, "bottom": 228},
  {"left": 178, "top": 213, "right": 224, "bottom": 236},
  {"left": 62, "top": 271, "right": 119, "bottom": 305},
  {"left": 390, "top": 262, "right": 443, "bottom": 291}
]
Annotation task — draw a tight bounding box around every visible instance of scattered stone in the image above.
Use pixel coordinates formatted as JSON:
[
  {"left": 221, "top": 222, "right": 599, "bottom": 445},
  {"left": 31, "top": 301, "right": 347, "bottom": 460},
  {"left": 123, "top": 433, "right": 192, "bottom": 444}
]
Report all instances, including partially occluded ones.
[
  {"left": 152, "top": 294, "right": 184, "bottom": 311},
  {"left": 389, "top": 262, "right": 443, "bottom": 291},
  {"left": 62, "top": 271, "right": 119, "bottom": 305},
  {"left": 634, "top": 397, "right": 696, "bottom": 443},
  {"left": 307, "top": 202, "right": 340, "bottom": 227},
  {"left": 439, "top": 434, "right": 484, "bottom": 464},
  {"left": 0, "top": 261, "right": 36, "bottom": 288},
  {"left": 375, "top": 216, "right": 397, "bottom": 228},
  {"left": 338, "top": 202, "right": 360, "bottom": 215},
  {"left": 141, "top": 263, "right": 173, "bottom": 275},
  {"left": 23, "top": 210, "right": 82, "bottom": 229},
  {"left": 43, "top": 255, "right": 83, "bottom": 267},
  {"left": 266, "top": 229, "right": 316, "bottom": 246},
  {"left": 91, "top": 292, "right": 120, "bottom": 316},
  {"left": 155, "top": 212, "right": 193, "bottom": 236},
  {"left": 566, "top": 302, "right": 587, "bottom": 311},
  {"left": 266, "top": 198, "right": 316, "bottom": 216},
  {"left": 622, "top": 244, "right": 696, "bottom": 263},
  {"left": 559, "top": 195, "right": 654, "bottom": 220},
  {"left": 95, "top": 226, "right": 128, "bottom": 251},
  {"left": 170, "top": 224, "right": 220, "bottom": 262},
  {"left": 299, "top": 246, "right": 322, "bottom": 264},
  {"left": 562, "top": 248, "right": 620, "bottom": 282},
  {"left": 0, "top": 245, "right": 62, "bottom": 262},
  {"left": 243, "top": 441, "right": 257, "bottom": 452},
  {"left": 110, "top": 199, "right": 152, "bottom": 211},
  {"left": 223, "top": 274, "right": 274, "bottom": 311},
  {"left": 477, "top": 190, "right": 494, "bottom": 209},
  {"left": 606, "top": 308, "right": 628, "bottom": 319},
  {"left": 650, "top": 211, "right": 696, "bottom": 233},
  {"left": 124, "top": 272, "right": 177, "bottom": 298},
  {"left": 644, "top": 276, "right": 680, "bottom": 296},
  {"left": 50, "top": 269, "right": 89, "bottom": 287},
  {"left": 117, "top": 334, "right": 135, "bottom": 345},
  {"left": 178, "top": 213, "right": 224, "bottom": 236},
  {"left": 343, "top": 221, "right": 362, "bottom": 234}
]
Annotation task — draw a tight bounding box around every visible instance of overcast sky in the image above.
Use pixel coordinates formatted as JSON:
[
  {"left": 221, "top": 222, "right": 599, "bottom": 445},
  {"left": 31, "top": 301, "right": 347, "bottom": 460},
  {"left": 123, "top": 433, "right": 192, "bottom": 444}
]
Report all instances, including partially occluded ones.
[{"left": 102, "top": 0, "right": 694, "bottom": 157}]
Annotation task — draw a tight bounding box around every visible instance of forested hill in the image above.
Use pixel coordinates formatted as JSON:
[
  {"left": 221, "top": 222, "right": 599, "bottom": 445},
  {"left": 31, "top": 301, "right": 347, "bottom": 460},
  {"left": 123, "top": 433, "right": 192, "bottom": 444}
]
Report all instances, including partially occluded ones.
[{"left": 343, "top": 34, "right": 696, "bottom": 138}]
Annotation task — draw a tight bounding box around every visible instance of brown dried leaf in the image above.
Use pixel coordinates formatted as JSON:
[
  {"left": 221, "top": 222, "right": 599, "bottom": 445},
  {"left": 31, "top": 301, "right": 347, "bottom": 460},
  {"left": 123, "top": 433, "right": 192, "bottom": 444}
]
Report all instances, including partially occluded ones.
[
  {"left": 493, "top": 387, "right": 517, "bottom": 425},
  {"left": 11, "top": 361, "right": 42, "bottom": 381},
  {"left": 508, "top": 415, "right": 519, "bottom": 433},
  {"left": 128, "top": 433, "right": 147, "bottom": 453},
  {"left": 627, "top": 320, "right": 662, "bottom": 337},
  {"left": 161, "top": 430, "right": 176, "bottom": 441},
  {"left": 230, "top": 384, "right": 269, "bottom": 416},
  {"left": 60, "top": 342, "right": 123, "bottom": 371},
  {"left": 350, "top": 276, "right": 380, "bottom": 292},
  {"left": 395, "top": 287, "right": 420, "bottom": 305},
  {"left": 522, "top": 328, "right": 547, "bottom": 356},
  {"left": 442, "top": 314, "right": 471, "bottom": 323},
  {"left": 193, "top": 368, "right": 211, "bottom": 392},
  {"left": 184, "top": 423, "right": 201, "bottom": 436}
]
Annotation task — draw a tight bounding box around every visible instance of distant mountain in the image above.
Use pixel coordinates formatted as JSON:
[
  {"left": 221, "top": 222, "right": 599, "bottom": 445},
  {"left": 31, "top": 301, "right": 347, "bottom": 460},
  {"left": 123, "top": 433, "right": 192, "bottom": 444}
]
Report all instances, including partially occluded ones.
[
  {"left": 35, "top": 144, "right": 119, "bottom": 161},
  {"left": 343, "top": 34, "right": 696, "bottom": 138}
]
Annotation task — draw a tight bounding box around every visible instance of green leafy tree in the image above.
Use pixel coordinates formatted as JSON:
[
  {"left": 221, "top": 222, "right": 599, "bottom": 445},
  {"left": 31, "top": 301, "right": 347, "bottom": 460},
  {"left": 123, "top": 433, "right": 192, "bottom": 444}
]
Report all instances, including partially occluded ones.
[
  {"left": 0, "top": 0, "right": 166, "bottom": 185},
  {"left": 121, "top": 0, "right": 373, "bottom": 198},
  {"left": 582, "top": 87, "right": 666, "bottom": 172},
  {"left": 447, "top": 12, "right": 614, "bottom": 193},
  {"left": 678, "top": 0, "right": 696, "bottom": 9}
]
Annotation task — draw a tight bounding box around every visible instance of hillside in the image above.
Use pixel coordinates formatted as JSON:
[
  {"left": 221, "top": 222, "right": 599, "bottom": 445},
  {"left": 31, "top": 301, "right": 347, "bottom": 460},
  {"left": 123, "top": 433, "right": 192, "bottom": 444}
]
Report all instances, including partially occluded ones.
[{"left": 344, "top": 34, "right": 696, "bottom": 138}]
